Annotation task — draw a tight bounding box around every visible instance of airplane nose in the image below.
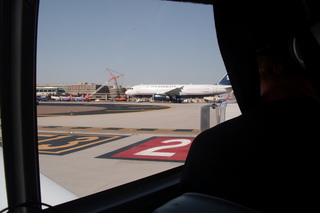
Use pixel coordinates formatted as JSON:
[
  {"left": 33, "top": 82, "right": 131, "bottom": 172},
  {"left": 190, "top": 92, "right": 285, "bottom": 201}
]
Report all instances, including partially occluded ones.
[{"left": 125, "top": 89, "right": 135, "bottom": 96}]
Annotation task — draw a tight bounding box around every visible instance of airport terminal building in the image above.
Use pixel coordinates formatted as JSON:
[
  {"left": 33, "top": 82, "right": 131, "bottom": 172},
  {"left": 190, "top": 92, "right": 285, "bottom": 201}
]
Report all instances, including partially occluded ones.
[{"left": 37, "top": 82, "right": 127, "bottom": 100}]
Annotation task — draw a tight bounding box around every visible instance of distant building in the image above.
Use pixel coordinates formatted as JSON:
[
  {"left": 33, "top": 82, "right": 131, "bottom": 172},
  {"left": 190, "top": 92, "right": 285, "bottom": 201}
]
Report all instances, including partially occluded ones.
[
  {"left": 36, "top": 86, "right": 66, "bottom": 96},
  {"left": 109, "top": 85, "right": 127, "bottom": 99},
  {"left": 37, "top": 83, "right": 127, "bottom": 100}
]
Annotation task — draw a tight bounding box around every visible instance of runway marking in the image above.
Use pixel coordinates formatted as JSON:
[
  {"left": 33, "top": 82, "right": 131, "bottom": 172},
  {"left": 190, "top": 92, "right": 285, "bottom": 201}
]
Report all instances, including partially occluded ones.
[
  {"left": 38, "top": 134, "right": 127, "bottom": 155},
  {"left": 37, "top": 103, "right": 172, "bottom": 117},
  {"left": 38, "top": 125, "right": 200, "bottom": 135},
  {"left": 104, "top": 110, "right": 139, "bottom": 112},
  {"left": 136, "top": 128, "right": 157, "bottom": 131},
  {"left": 41, "top": 126, "right": 63, "bottom": 128},
  {"left": 102, "top": 127, "right": 123, "bottom": 130},
  {"left": 70, "top": 127, "right": 91, "bottom": 129},
  {"left": 38, "top": 134, "right": 71, "bottom": 143},
  {"left": 97, "top": 137, "right": 194, "bottom": 162}
]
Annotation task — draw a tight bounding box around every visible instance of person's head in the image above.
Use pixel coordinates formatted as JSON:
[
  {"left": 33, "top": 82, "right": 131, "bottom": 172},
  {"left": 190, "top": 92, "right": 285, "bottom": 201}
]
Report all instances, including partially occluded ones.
[
  {"left": 247, "top": 0, "right": 320, "bottom": 102},
  {"left": 257, "top": 54, "right": 319, "bottom": 102}
]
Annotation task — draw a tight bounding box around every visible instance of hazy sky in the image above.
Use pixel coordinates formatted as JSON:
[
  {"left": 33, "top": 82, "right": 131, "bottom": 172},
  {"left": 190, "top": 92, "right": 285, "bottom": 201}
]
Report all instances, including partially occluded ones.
[{"left": 37, "top": 0, "right": 227, "bottom": 86}]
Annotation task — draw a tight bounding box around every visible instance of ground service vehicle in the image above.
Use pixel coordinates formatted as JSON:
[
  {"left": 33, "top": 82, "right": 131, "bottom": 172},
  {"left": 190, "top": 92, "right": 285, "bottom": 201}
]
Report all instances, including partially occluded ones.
[{"left": 1, "top": 0, "right": 319, "bottom": 212}]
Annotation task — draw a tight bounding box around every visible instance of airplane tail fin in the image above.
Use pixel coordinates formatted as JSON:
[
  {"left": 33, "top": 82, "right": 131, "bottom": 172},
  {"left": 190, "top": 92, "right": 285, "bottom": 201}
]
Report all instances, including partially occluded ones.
[{"left": 216, "top": 74, "right": 231, "bottom": 85}]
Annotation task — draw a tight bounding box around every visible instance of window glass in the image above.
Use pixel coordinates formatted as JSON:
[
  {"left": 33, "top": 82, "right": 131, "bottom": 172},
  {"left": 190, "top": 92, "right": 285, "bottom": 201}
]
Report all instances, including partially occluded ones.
[
  {"left": 0, "top": 104, "right": 8, "bottom": 210},
  {"left": 36, "top": 0, "right": 237, "bottom": 204}
]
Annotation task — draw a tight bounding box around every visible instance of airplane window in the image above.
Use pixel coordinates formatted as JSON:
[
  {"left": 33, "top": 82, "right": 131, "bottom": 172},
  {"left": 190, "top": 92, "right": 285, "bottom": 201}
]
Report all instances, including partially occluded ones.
[{"left": 36, "top": 0, "right": 239, "bottom": 203}]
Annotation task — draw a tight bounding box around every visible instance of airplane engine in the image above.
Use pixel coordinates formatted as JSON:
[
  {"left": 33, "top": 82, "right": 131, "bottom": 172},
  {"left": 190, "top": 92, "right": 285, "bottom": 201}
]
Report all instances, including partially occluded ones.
[{"left": 152, "top": 94, "right": 169, "bottom": 101}]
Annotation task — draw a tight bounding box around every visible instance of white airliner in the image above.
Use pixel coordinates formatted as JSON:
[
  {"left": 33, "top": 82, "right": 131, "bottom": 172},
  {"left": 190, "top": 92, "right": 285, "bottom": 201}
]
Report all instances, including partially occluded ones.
[{"left": 125, "top": 74, "right": 232, "bottom": 101}]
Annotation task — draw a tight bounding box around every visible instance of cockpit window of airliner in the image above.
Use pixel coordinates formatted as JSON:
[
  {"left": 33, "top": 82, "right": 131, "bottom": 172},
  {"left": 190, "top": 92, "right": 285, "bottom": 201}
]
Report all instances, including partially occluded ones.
[{"left": 36, "top": 0, "right": 239, "bottom": 201}]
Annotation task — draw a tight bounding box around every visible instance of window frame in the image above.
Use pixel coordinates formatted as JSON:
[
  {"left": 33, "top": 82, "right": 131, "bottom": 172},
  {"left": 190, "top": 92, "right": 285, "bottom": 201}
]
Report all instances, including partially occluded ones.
[
  {"left": 0, "top": 0, "right": 41, "bottom": 211},
  {"left": 0, "top": 1, "right": 190, "bottom": 212},
  {"left": 1, "top": 0, "right": 223, "bottom": 212}
]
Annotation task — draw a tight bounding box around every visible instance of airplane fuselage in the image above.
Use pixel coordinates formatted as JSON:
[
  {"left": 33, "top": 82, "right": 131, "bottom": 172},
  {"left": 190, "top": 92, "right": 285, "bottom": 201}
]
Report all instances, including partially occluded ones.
[{"left": 125, "top": 84, "right": 231, "bottom": 98}]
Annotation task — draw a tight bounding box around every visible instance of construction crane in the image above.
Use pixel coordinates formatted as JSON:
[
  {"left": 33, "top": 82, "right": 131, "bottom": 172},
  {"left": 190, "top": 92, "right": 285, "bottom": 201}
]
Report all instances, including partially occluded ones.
[
  {"left": 90, "top": 68, "right": 124, "bottom": 99},
  {"left": 106, "top": 68, "right": 124, "bottom": 98}
]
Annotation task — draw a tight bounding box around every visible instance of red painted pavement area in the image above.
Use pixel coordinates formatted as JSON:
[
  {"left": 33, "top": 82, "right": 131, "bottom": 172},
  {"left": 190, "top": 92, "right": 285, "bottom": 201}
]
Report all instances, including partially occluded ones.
[{"left": 109, "top": 137, "right": 194, "bottom": 162}]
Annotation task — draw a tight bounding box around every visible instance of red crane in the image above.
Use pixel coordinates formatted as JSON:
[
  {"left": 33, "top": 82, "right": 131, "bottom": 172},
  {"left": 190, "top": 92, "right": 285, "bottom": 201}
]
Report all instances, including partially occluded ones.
[
  {"left": 106, "top": 68, "right": 124, "bottom": 98},
  {"left": 107, "top": 68, "right": 124, "bottom": 85},
  {"left": 89, "top": 68, "right": 124, "bottom": 99}
]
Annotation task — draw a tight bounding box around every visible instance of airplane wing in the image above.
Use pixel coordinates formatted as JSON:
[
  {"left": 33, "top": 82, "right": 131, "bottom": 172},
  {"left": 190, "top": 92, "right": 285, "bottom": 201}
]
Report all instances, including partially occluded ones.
[{"left": 163, "top": 86, "right": 184, "bottom": 96}]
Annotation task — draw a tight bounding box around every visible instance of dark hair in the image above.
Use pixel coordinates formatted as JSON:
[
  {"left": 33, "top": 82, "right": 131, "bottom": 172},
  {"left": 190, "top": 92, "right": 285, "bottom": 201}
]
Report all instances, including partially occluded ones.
[{"left": 257, "top": 54, "right": 304, "bottom": 80}]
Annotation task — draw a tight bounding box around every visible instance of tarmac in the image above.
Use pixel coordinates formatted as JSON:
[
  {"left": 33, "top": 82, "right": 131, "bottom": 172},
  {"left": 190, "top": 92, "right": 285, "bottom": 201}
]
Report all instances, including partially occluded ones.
[{"left": 37, "top": 101, "right": 241, "bottom": 199}]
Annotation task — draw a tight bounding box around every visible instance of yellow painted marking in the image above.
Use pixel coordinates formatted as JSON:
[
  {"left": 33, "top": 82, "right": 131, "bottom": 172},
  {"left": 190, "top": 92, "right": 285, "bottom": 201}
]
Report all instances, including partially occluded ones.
[
  {"left": 39, "top": 136, "right": 99, "bottom": 150},
  {"left": 38, "top": 134, "right": 72, "bottom": 143},
  {"left": 104, "top": 110, "right": 137, "bottom": 111},
  {"left": 39, "top": 135, "right": 121, "bottom": 154},
  {"left": 37, "top": 105, "right": 173, "bottom": 117},
  {"left": 38, "top": 126, "right": 200, "bottom": 135}
]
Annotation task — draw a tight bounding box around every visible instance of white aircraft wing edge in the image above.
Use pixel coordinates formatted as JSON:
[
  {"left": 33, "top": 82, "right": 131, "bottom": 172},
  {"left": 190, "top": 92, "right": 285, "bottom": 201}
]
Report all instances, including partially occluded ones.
[
  {"left": 1, "top": 147, "right": 78, "bottom": 210},
  {"left": 164, "top": 86, "right": 184, "bottom": 96}
]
